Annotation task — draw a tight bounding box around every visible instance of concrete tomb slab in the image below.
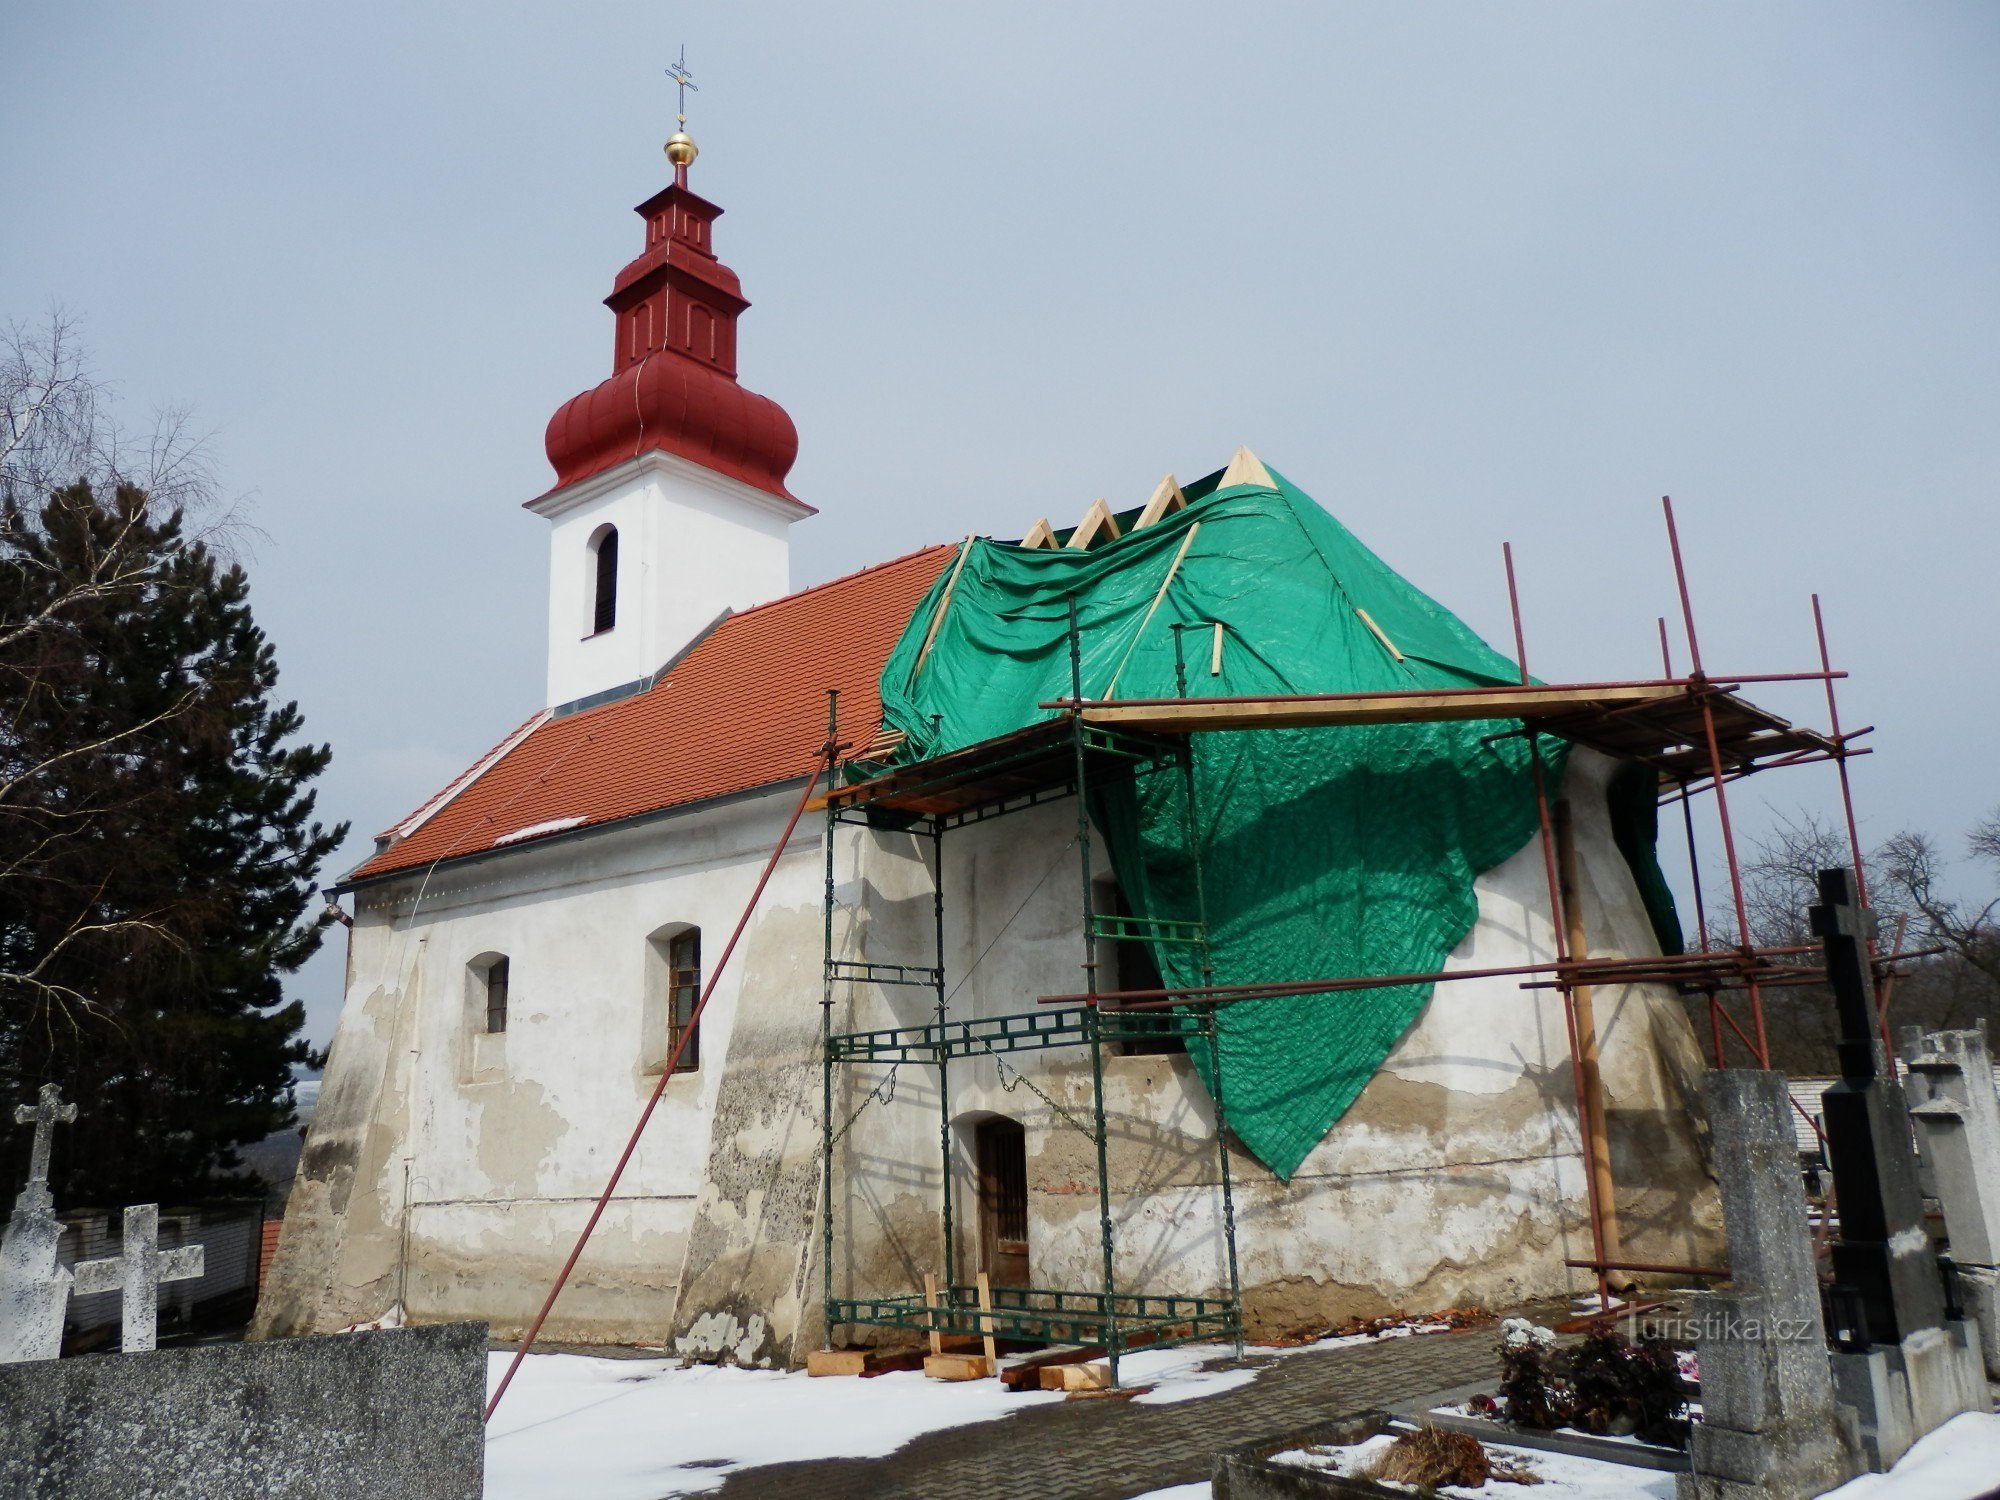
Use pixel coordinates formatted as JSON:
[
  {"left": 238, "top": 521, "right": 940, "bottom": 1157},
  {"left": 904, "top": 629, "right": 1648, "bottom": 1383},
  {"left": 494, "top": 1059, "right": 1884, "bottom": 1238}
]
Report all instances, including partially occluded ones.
[{"left": 0, "top": 1320, "right": 487, "bottom": 1500}]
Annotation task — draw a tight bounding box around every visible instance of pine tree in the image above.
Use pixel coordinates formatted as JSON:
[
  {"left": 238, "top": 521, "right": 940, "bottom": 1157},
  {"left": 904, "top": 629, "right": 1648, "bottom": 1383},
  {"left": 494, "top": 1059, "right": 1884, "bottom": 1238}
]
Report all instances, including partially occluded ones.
[{"left": 0, "top": 481, "right": 346, "bottom": 1205}]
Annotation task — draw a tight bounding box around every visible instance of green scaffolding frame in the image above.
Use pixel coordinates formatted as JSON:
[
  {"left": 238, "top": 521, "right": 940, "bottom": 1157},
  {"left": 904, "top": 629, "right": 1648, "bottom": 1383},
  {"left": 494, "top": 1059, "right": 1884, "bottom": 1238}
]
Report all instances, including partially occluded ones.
[{"left": 818, "top": 610, "right": 1244, "bottom": 1385}]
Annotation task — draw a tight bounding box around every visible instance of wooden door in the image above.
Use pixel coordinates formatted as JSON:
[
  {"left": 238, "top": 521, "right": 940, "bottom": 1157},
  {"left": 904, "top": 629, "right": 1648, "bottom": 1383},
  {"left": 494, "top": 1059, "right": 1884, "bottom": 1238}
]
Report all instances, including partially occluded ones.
[{"left": 975, "top": 1117, "right": 1030, "bottom": 1288}]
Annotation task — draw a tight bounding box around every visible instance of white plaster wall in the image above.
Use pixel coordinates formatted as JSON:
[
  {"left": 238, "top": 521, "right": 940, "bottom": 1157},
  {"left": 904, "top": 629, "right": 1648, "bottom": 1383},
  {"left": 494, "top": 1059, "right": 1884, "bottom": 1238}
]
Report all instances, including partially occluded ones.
[
  {"left": 532, "top": 451, "right": 800, "bottom": 707},
  {"left": 278, "top": 786, "right": 823, "bottom": 1341}
]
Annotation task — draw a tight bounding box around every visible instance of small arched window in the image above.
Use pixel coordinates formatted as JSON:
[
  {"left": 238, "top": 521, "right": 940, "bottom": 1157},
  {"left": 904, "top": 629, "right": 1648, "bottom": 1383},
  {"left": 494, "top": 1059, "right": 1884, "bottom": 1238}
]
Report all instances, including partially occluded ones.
[
  {"left": 590, "top": 525, "right": 619, "bottom": 636},
  {"left": 470, "top": 953, "right": 510, "bottom": 1034},
  {"left": 643, "top": 924, "right": 701, "bottom": 1074}
]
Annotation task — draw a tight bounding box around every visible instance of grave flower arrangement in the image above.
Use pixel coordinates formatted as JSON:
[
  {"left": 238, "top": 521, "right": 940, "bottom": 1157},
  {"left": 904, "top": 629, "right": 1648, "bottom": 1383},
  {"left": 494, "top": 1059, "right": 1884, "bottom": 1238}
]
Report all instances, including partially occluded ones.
[{"left": 1477, "top": 1318, "right": 1689, "bottom": 1449}]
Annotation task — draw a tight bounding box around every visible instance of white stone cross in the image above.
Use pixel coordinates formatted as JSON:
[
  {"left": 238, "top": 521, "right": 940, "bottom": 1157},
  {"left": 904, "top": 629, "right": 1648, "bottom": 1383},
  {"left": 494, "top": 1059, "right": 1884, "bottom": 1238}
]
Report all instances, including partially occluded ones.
[
  {"left": 13, "top": 1083, "right": 76, "bottom": 1209},
  {"left": 73, "top": 1204, "right": 203, "bottom": 1353}
]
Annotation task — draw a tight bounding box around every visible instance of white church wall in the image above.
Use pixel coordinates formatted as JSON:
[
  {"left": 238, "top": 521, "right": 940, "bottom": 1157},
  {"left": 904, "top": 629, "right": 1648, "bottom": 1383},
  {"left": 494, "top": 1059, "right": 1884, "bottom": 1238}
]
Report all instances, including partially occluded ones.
[
  {"left": 265, "top": 743, "right": 1718, "bottom": 1354},
  {"left": 533, "top": 450, "right": 797, "bottom": 708},
  {"left": 262, "top": 785, "right": 821, "bottom": 1343}
]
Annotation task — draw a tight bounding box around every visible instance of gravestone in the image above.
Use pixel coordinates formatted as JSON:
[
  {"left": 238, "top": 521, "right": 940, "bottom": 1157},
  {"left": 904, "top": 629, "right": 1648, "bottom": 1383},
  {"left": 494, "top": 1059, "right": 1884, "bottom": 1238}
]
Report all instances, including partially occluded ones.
[
  {"left": 0, "top": 1084, "right": 77, "bottom": 1363},
  {"left": 1678, "top": 1069, "right": 1859, "bottom": 1500},
  {"left": 1902, "top": 1024, "right": 2000, "bottom": 1380},
  {"left": 1811, "top": 869, "right": 1987, "bottom": 1467},
  {"left": 1810, "top": 870, "right": 1943, "bottom": 1344},
  {"left": 73, "top": 1203, "right": 205, "bottom": 1353}
]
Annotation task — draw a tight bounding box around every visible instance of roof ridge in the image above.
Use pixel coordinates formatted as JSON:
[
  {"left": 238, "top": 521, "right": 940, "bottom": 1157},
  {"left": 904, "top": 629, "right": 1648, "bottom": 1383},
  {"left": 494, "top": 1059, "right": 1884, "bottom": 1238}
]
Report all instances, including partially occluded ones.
[{"left": 717, "top": 540, "right": 957, "bottom": 627}]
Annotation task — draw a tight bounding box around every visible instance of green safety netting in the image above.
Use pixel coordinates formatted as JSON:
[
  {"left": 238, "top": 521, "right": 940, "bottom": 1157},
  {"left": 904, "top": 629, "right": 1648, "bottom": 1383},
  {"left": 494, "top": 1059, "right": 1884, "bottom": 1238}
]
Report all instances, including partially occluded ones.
[{"left": 874, "top": 465, "right": 1574, "bottom": 1180}]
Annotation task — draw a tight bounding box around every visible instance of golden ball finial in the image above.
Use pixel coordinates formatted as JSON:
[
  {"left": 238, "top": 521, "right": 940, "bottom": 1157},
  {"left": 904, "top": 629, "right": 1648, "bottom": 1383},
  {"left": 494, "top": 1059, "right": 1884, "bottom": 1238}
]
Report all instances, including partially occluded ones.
[{"left": 665, "top": 131, "right": 698, "bottom": 169}]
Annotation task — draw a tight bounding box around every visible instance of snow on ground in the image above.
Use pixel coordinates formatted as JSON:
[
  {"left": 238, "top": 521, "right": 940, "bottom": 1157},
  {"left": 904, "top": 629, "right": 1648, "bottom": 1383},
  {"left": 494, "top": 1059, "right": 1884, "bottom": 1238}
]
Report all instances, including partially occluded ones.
[
  {"left": 484, "top": 1339, "right": 2000, "bottom": 1500},
  {"left": 1826, "top": 1412, "right": 2000, "bottom": 1499},
  {"left": 1273, "top": 1432, "right": 1678, "bottom": 1498},
  {"left": 482, "top": 1323, "right": 1470, "bottom": 1498},
  {"left": 483, "top": 1352, "right": 1060, "bottom": 1499},
  {"left": 1128, "top": 1487, "right": 1210, "bottom": 1500}
]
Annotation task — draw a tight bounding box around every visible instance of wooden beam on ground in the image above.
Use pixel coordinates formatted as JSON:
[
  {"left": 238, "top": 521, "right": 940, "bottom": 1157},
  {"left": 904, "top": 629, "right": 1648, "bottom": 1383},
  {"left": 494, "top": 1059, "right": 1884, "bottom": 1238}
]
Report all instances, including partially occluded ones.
[
  {"left": 1041, "top": 1362, "right": 1112, "bottom": 1392},
  {"left": 1132, "top": 473, "right": 1186, "bottom": 530},
  {"left": 923, "top": 1351, "right": 992, "bottom": 1381},
  {"left": 998, "top": 1344, "right": 1109, "bottom": 1391},
  {"left": 807, "top": 1349, "right": 867, "bottom": 1377},
  {"left": 1067, "top": 497, "right": 1121, "bottom": 550}
]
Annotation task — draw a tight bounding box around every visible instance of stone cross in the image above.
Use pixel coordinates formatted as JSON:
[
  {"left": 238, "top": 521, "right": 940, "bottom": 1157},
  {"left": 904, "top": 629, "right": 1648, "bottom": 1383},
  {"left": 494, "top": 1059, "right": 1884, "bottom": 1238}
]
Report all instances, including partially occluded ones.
[
  {"left": 73, "top": 1204, "right": 203, "bottom": 1354},
  {"left": 12, "top": 1083, "right": 76, "bottom": 1214},
  {"left": 0, "top": 1083, "right": 76, "bottom": 1363},
  {"left": 1812, "top": 866, "right": 1945, "bottom": 1345}
]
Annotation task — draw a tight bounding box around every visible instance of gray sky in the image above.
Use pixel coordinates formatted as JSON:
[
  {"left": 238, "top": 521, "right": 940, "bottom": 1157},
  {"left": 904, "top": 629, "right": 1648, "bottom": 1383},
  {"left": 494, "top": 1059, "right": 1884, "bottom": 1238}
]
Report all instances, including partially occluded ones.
[{"left": 5, "top": 4, "right": 1997, "bottom": 1049}]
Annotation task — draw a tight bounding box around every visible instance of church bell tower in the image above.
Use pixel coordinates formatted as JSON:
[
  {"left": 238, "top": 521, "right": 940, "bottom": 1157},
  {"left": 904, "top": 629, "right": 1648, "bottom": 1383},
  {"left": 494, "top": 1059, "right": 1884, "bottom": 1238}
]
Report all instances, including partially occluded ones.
[{"left": 529, "top": 94, "right": 810, "bottom": 711}]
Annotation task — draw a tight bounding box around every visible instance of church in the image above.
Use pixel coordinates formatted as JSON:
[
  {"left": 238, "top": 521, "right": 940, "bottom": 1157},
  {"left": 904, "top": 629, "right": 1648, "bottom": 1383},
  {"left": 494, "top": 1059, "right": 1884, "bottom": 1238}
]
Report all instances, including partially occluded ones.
[{"left": 253, "top": 116, "right": 1723, "bottom": 1369}]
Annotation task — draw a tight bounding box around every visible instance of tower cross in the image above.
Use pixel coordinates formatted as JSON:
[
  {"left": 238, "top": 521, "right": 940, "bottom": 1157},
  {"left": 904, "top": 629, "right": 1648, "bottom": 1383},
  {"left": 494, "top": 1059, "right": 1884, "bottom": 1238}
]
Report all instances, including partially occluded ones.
[
  {"left": 13, "top": 1083, "right": 75, "bottom": 1189},
  {"left": 667, "top": 46, "right": 698, "bottom": 127}
]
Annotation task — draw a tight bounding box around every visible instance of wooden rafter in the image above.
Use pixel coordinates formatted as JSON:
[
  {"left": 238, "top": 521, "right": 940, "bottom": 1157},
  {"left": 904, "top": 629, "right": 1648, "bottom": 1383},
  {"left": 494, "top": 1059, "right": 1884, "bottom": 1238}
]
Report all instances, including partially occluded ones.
[
  {"left": 1218, "top": 445, "right": 1275, "bottom": 490},
  {"left": 1019, "top": 518, "right": 1057, "bottom": 549},
  {"left": 1131, "top": 474, "right": 1187, "bottom": 530},
  {"left": 1066, "top": 497, "right": 1121, "bottom": 550}
]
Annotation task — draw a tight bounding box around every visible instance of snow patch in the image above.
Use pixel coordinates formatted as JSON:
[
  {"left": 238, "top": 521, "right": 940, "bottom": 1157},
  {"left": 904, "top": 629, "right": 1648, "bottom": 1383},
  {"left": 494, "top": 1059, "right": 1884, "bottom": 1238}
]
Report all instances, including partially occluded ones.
[
  {"left": 1826, "top": 1411, "right": 2000, "bottom": 1499},
  {"left": 483, "top": 1352, "right": 1062, "bottom": 1500},
  {"left": 495, "top": 815, "right": 587, "bottom": 845},
  {"left": 1272, "top": 1432, "right": 1679, "bottom": 1498}
]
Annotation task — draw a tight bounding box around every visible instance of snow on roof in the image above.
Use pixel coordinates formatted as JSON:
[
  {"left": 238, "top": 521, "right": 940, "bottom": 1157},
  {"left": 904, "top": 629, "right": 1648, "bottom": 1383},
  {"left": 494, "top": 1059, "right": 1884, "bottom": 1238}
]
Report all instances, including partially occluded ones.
[{"left": 348, "top": 543, "right": 954, "bottom": 884}]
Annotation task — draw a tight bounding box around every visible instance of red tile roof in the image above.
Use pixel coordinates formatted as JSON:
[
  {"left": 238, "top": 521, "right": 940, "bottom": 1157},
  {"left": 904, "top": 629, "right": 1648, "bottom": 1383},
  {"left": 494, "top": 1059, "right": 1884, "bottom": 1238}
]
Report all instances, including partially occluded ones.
[{"left": 348, "top": 543, "right": 954, "bottom": 884}]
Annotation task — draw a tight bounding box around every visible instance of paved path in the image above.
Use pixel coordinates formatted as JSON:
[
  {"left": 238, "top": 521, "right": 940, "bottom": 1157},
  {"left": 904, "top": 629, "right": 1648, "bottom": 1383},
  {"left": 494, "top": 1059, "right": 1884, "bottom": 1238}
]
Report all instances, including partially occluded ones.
[{"left": 715, "top": 1328, "right": 1500, "bottom": 1500}]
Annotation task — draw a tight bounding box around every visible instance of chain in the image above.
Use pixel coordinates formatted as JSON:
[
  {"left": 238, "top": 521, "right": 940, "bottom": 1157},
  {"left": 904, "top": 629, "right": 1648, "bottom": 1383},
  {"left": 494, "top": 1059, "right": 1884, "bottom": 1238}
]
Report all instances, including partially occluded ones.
[
  {"left": 975, "top": 1039, "right": 1098, "bottom": 1137},
  {"left": 827, "top": 1062, "right": 901, "bottom": 1149}
]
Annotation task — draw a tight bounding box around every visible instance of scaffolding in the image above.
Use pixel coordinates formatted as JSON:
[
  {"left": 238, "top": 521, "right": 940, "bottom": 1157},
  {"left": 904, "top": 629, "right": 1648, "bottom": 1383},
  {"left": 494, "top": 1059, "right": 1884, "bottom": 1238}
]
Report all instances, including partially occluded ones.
[
  {"left": 814, "top": 495, "right": 1910, "bottom": 1381},
  {"left": 818, "top": 607, "right": 1244, "bottom": 1384}
]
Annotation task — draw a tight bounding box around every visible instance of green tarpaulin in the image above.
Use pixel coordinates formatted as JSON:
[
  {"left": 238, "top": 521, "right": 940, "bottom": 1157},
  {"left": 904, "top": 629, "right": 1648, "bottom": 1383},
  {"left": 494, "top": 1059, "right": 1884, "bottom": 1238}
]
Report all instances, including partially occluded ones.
[{"left": 875, "top": 464, "right": 1571, "bottom": 1180}]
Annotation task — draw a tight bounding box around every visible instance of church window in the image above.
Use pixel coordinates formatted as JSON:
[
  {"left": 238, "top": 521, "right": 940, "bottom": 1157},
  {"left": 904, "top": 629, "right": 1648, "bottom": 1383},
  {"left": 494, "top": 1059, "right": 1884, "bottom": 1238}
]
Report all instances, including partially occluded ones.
[
  {"left": 666, "top": 929, "right": 700, "bottom": 1071},
  {"left": 479, "top": 955, "right": 510, "bottom": 1034},
  {"left": 644, "top": 924, "right": 701, "bottom": 1074},
  {"left": 590, "top": 525, "right": 619, "bottom": 635}
]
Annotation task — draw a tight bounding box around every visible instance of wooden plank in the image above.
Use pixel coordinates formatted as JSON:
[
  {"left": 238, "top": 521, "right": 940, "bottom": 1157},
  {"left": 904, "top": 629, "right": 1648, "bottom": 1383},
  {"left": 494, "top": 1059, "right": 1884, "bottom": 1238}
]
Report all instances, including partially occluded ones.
[
  {"left": 1067, "top": 497, "right": 1121, "bottom": 550},
  {"left": 1553, "top": 799, "right": 1626, "bottom": 1292},
  {"left": 923, "top": 1352, "right": 992, "bottom": 1381},
  {"left": 1354, "top": 607, "right": 1405, "bottom": 664},
  {"left": 1077, "top": 683, "right": 1683, "bottom": 734},
  {"left": 1103, "top": 523, "right": 1200, "bottom": 699},
  {"left": 1218, "top": 445, "right": 1275, "bottom": 489},
  {"left": 976, "top": 1271, "right": 998, "bottom": 1373},
  {"left": 806, "top": 1349, "right": 867, "bottom": 1377},
  {"left": 1040, "top": 1361, "right": 1112, "bottom": 1391},
  {"left": 1019, "top": 518, "right": 1057, "bottom": 549},
  {"left": 912, "top": 537, "right": 975, "bottom": 683},
  {"left": 998, "top": 1344, "right": 1108, "bottom": 1391},
  {"left": 1131, "top": 473, "right": 1186, "bottom": 530},
  {"left": 924, "top": 1273, "right": 942, "bottom": 1357}
]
